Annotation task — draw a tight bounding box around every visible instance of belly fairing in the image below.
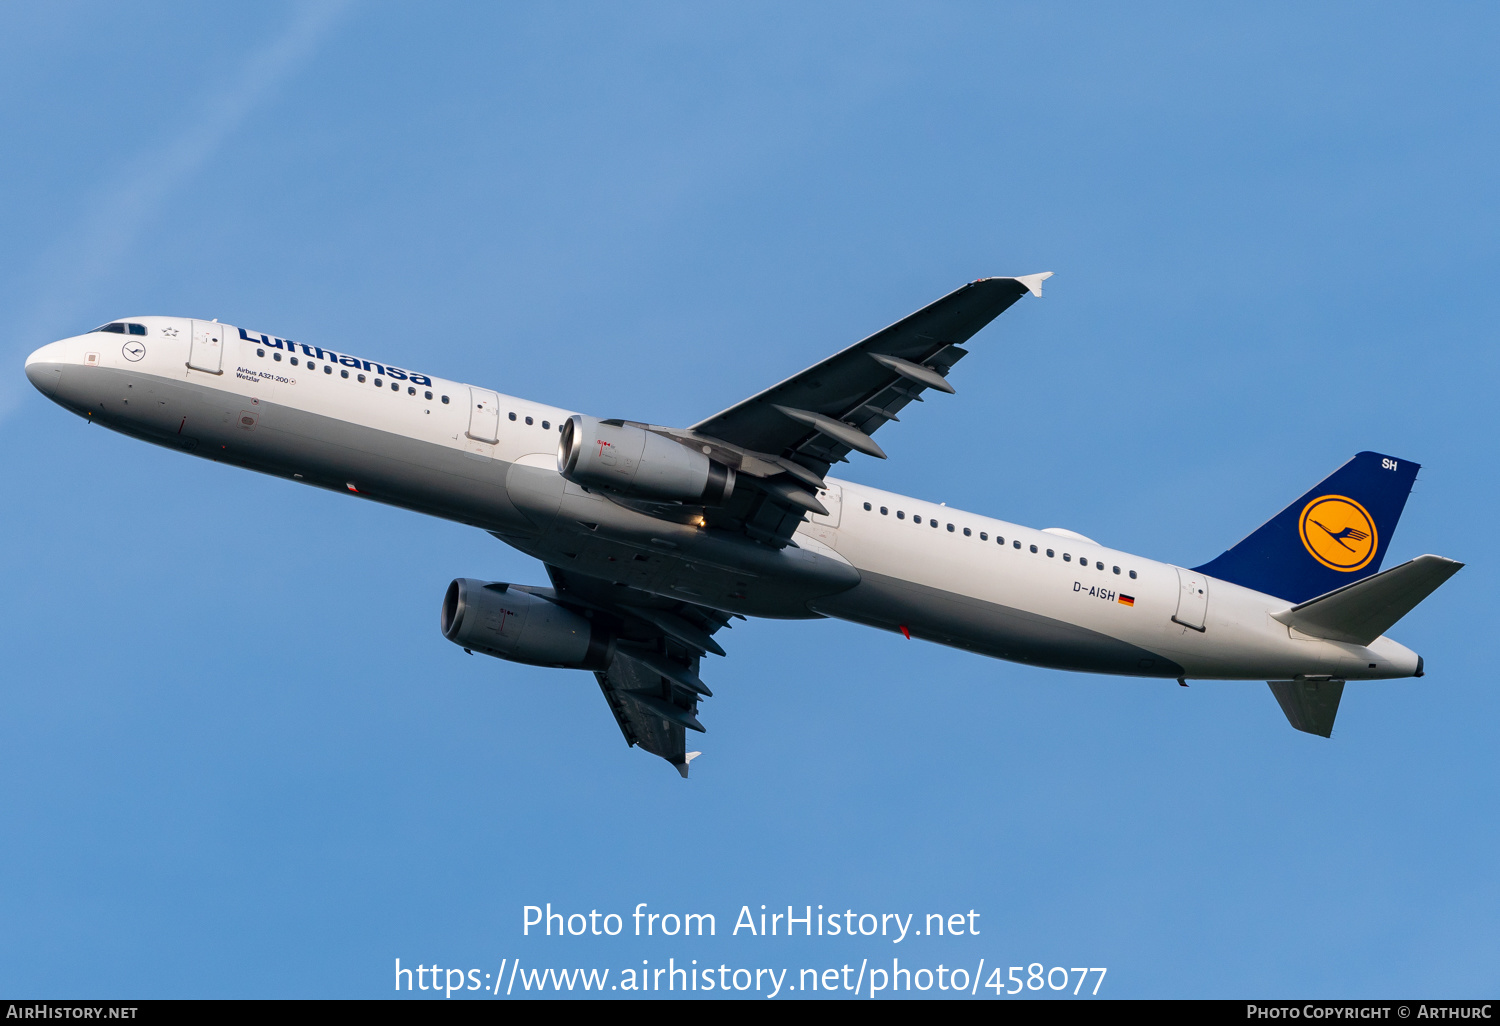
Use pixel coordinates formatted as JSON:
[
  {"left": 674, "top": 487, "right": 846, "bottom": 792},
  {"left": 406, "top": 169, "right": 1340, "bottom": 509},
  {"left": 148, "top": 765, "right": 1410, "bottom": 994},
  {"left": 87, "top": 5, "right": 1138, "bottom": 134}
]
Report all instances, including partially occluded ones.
[{"left": 811, "top": 570, "right": 1186, "bottom": 677}]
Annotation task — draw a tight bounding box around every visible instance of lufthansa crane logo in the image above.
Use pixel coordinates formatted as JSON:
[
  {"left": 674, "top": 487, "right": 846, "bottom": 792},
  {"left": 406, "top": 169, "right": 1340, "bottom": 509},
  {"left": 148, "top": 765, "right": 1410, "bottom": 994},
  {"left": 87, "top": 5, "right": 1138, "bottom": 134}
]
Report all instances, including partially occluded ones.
[{"left": 1299, "top": 494, "right": 1377, "bottom": 572}]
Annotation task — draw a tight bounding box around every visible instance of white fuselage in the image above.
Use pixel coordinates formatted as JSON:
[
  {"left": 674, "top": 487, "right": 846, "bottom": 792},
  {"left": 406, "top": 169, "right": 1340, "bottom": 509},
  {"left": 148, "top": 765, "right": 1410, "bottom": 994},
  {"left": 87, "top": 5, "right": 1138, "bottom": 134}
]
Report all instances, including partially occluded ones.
[{"left": 25, "top": 316, "right": 1421, "bottom": 684}]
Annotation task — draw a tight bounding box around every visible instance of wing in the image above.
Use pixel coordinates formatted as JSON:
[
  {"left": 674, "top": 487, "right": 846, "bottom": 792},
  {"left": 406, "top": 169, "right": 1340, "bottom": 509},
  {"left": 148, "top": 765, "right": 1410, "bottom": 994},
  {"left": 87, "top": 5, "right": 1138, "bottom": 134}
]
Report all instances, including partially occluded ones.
[
  {"left": 546, "top": 564, "right": 735, "bottom": 778},
  {"left": 649, "top": 274, "right": 1049, "bottom": 546},
  {"left": 692, "top": 273, "right": 1049, "bottom": 466}
]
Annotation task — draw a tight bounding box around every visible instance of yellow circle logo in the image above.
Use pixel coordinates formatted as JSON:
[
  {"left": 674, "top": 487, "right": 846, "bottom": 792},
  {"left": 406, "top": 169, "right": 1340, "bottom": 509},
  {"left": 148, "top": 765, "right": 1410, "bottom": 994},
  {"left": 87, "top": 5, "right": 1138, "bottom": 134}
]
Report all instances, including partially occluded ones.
[{"left": 1299, "top": 495, "right": 1377, "bottom": 572}]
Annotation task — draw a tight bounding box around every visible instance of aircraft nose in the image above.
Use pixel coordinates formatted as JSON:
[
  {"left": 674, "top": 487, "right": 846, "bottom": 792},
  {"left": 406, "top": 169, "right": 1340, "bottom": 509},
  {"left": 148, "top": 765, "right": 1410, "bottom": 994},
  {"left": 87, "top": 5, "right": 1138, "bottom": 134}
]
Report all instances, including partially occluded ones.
[{"left": 25, "top": 340, "right": 68, "bottom": 396}]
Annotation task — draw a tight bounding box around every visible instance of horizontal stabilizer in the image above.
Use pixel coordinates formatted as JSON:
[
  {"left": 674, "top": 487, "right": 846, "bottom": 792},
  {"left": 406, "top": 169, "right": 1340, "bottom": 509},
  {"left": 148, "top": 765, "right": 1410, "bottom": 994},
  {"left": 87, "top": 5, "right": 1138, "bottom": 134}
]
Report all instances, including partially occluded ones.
[
  {"left": 1268, "top": 679, "right": 1345, "bottom": 737},
  {"left": 1271, "top": 555, "right": 1463, "bottom": 645}
]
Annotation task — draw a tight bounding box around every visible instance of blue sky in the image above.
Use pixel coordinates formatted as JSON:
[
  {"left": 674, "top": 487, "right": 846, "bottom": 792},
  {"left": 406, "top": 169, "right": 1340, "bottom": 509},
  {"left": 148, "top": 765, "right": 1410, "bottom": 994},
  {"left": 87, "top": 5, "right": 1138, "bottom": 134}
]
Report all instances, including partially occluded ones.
[{"left": 1, "top": 1, "right": 1497, "bottom": 999}]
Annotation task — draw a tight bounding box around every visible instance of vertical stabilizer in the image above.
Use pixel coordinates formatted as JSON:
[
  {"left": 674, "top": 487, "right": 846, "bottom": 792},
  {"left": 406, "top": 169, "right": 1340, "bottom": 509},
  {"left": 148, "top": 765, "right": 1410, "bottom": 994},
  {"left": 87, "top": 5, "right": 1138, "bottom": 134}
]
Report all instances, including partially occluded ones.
[
  {"left": 1194, "top": 452, "right": 1419, "bottom": 603},
  {"left": 1268, "top": 680, "right": 1345, "bottom": 738}
]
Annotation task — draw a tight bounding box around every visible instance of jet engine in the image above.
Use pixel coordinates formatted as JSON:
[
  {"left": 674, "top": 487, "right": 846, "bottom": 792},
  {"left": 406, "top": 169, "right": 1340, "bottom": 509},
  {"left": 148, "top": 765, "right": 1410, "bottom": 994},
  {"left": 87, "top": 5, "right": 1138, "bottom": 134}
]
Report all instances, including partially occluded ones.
[
  {"left": 557, "top": 414, "right": 735, "bottom": 505},
  {"left": 441, "top": 578, "right": 612, "bottom": 669}
]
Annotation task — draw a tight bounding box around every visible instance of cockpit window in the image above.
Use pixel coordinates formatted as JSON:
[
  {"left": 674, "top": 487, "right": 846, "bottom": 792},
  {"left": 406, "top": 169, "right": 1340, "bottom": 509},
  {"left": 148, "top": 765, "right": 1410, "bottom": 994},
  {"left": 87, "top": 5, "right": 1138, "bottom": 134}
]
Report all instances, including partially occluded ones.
[
  {"left": 127, "top": 323, "right": 146, "bottom": 335},
  {"left": 96, "top": 323, "right": 126, "bottom": 333}
]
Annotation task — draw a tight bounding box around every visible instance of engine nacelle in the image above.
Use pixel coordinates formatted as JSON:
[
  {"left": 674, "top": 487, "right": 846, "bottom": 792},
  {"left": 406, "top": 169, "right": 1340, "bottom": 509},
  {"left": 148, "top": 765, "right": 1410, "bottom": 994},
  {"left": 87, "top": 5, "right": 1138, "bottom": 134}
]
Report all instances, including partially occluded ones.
[
  {"left": 557, "top": 414, "right": 735, "bottom": 505},
  {"left": 441, "top": 579, "right": 611, "bottom": 669}
]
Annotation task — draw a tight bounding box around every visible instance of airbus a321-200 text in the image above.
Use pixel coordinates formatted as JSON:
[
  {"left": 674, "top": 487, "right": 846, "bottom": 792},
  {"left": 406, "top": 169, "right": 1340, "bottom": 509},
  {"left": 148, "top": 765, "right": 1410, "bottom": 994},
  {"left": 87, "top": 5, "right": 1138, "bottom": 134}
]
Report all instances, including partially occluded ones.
[{"left": 25, "top": 274, "right": 1462, "bottom": 776}]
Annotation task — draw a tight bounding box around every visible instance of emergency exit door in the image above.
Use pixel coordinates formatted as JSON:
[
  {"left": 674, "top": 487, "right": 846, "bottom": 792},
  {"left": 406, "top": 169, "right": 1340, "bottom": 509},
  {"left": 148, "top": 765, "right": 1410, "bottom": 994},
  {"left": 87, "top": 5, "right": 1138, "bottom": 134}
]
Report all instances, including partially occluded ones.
[
  {"left": 808, "top": 483, "right": 842, "bottom": 528},
  {"left": 466, "top": 387, "right": 500, "bottom": 444},
  {"left": 188, "top": 320, "right": 223, "bottom": 374}
]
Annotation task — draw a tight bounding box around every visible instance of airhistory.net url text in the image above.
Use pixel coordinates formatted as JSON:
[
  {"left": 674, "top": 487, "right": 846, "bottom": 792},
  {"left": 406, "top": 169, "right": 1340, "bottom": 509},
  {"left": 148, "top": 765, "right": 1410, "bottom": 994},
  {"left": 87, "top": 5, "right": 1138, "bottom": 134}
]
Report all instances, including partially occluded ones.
[{"left": 394, "top": 958, "right": 1107, "bottom": 998}]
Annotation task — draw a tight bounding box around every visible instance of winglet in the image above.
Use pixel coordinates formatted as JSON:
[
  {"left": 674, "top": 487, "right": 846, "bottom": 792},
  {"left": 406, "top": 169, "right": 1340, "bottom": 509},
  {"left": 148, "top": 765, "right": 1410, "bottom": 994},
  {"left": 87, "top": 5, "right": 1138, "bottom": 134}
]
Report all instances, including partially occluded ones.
[
  {"left": 677, "top": 751, "right": 702, "bottom": 779},
  {"left": 1013, "top": 271, "right": 1053, "bottom": 298}
]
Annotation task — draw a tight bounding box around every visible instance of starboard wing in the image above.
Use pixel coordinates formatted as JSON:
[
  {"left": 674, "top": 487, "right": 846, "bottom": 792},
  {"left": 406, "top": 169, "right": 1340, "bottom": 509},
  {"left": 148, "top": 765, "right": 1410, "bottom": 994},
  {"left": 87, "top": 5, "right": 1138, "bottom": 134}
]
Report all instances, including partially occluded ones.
[
  {"left": 664, "top": 275, "right": 1048, "bottom": 546},
  {"left": 692, "top": 275, "right": 1047, "bottom": 468}
]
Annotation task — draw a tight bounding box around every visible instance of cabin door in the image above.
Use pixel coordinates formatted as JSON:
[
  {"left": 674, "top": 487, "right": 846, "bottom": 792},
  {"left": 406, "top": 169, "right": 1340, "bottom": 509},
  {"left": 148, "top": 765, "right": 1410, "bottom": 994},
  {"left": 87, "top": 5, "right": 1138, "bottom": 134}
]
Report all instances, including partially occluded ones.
[
  {"left": 1172, "top": 567, "right": 1209, "bottom": 632},
  {"left": 188, "top": 320, "right": 224, "bottom": 374}
]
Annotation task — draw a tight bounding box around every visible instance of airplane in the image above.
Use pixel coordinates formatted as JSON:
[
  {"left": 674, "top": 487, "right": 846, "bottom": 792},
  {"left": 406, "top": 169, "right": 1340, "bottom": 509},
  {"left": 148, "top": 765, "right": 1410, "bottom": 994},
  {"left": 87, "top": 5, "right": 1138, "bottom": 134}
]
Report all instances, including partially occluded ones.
[{"left": 23, "top": 275, "right": 1463, "bottom": 776}]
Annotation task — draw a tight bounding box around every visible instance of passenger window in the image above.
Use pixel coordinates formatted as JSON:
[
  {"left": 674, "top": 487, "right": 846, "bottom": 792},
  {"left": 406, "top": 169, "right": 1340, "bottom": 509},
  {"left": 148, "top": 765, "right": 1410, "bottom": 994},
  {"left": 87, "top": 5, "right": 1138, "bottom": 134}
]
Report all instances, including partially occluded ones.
[
  {"left": 509, "top": 412, "right": 517, "bottom": 421},
  {"left": 308, "top": 362, "right": 316, "bottom": 371},
  {"left": 374, "top": 378, "right": 383, "bottom": 387},
  {"left": 897, "top": 511, "right": 905, "bottom": 520},
  {"left": 1013, "top": 540, "right": 1020, "bottom": 549},
  {"left": 256, "top": 348, "right": 265, "bottom": 357},
  {"left": 542, "top": 420, "right": 550, "bottom": 429},
  {"left": 930, "top": 520, "right": 938, "bottom": 528},
  {"left": 407, "top": 386, "right": 415, "bottom": 395},
  {"left": 323, "top": 365, "right": 331, "bottom": 374},
  {"left": 946, "top": 523, "right": 955, "bottom": 532},
  {"left": 1096, "top": 561, "right": 1104, "bottom": 570},
  {"left": 425, "top": 391, "right": 433, "bottom": 400},
  {"left": 963, "top": 527, "right": 971, "bottom": 536},
  {"left": 341, "top": 369, "right": 349, "bottom": 378},
  {"left": 441, "top": 395, "right": 450, "bottom": 404},
  {"left": 290, "top": 357, "right": 299, "bottom": 366},
  {"left": 274, "top": 353, "right": 282, "bottom": 362},
  {"left": 1029, "top": 544, "right": 1038, "bottom": 553},
  {"left": 1129, "top": 570, "right": 1137, "bottom": 579},
  {"left": 1064, "top": 553, "right": 1072, "bottom": 562},
  {"left": 358, "top": 373, "right": 366, "bottom": 382},
  {"left": 880, "top": 507, "right": 888, "bottom": 515},
  {"left": 1113, "top": 566, "right": 1121, "bottom": 575},
  {"left": 391, "top": 382, "right": 398, "bottom": 390},
  {"left": 863, "top": 502, "right": 872, "bottom": 511},
  {"left": 1046, "top": 549, "right": 1054, "bottom": 557},
  {"left": 525, "top": 416, "right": 533, "bottom": 425},
  {"left": 913, "top": 515, "right": 921, "bottom": 524},
  {"left": 980, "top": 532, "right": 987, "bottom": 540}
]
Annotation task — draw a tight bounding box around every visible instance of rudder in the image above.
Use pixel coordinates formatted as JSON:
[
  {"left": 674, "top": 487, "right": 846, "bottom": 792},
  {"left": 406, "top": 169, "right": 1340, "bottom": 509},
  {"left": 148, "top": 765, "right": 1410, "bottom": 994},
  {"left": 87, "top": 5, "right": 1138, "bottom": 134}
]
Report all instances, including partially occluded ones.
[{"left": 1194, "top": 451, "right": 1419, "bottom": 603}]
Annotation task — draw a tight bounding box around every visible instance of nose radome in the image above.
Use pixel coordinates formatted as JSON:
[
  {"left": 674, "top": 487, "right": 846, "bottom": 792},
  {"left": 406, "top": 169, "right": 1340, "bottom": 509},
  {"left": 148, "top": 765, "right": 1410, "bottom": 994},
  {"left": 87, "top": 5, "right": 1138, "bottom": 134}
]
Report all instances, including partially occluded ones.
[{"left": 25, "top": 340, "right": 68, "bottom": 396}]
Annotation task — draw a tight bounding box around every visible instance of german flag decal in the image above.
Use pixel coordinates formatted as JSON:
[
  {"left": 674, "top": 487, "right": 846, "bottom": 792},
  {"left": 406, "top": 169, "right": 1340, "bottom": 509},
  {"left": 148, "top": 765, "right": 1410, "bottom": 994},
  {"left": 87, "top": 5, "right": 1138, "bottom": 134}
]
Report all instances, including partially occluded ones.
[{"left": 1119, "top": 594, "right": 1135, "bottom": 607}]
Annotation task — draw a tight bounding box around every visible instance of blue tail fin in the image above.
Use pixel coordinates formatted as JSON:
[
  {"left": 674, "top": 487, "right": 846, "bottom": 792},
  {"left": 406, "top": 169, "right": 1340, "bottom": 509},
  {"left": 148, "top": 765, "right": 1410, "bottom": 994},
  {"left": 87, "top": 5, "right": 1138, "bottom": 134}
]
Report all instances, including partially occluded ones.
[{"left": 1193, "top": 451, "right": 1419, "bottom": 603}]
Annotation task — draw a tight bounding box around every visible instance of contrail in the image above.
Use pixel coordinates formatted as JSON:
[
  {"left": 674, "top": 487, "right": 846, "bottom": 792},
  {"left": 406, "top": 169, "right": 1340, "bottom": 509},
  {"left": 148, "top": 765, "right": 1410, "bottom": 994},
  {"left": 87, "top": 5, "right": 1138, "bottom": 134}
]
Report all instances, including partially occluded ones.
[{"left": 3, "top": 0, "right": 351, "bottom": 417}]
